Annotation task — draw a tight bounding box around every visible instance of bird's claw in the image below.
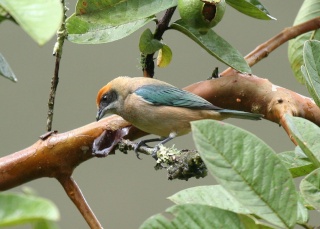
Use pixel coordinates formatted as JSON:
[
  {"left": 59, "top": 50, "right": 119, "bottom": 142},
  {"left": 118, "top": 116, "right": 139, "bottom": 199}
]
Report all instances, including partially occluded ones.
[{"left": 134, "top": 140, "right": 151, "bottom": 160}]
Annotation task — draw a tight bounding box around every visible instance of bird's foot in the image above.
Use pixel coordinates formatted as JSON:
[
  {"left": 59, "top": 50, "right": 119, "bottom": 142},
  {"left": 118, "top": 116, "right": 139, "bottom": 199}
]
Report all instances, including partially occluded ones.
[{"left": 134, "top": 140, "right": 151, "bottom": 159}]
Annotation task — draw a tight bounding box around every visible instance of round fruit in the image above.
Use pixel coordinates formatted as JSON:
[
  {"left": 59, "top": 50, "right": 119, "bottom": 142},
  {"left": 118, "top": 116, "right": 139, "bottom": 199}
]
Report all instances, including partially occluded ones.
[{"left": 178, "top": 0, "right": 226, "bottom": 34}]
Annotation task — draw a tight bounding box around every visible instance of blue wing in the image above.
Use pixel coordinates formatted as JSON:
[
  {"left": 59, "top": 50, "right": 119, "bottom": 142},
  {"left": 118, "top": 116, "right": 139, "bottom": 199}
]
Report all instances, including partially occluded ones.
[{"left": 134, "top": 84, "right": 222, "bottom": 110}]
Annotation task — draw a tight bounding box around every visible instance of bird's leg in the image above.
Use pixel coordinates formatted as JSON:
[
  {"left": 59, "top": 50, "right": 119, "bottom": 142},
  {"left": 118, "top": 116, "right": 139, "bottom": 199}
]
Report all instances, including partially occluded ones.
[
  {"left": 134, "top": 138, "right": 163, "bottom": 159},
  {"left": 152, "top": 136, "right": 174, "bottom": 160}
]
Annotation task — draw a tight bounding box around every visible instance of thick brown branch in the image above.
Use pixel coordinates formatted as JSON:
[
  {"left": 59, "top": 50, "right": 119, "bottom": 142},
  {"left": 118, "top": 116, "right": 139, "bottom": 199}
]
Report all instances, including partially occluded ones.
[
  {"left": 1, "top": 74, "right": 319, "bottom": 190},
  {"left": 184, "top": 74, "right": 320, "bottom": 126},
  {"left": 0, "top": 115, "right": 131, "bottom": 191},
  {"left": 221, "top": 17, "right": 320, "bottom": 76}
]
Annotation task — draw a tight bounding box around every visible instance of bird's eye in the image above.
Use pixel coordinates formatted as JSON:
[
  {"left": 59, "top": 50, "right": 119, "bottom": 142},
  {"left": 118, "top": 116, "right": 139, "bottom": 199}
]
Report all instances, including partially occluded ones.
[{"left": 102, "top": 95, "right": 108, "bottom": 100}]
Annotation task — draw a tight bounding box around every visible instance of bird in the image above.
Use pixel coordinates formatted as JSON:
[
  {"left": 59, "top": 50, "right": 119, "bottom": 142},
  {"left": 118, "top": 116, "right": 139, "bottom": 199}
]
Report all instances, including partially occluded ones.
[{"left": 96, "top": 76, "right": 262, "bottom": 159}]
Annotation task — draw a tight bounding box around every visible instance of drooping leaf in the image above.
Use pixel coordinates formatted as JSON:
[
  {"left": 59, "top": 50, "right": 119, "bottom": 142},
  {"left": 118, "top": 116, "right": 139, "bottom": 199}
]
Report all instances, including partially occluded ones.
[
  {"left": 0, "top": 0, "right": 63, "bottom": 45},
  {"left": 278, "top": 150, "right": 316, "bottom": 178},
  {"left": 139, "top": 28, "right": 163, "bottom": 54},
  {"left": 285, "top": 115, "right": 320, "bottom": 168},
  {"left": 288, "top": 0, "right": 320, "bottom": 84},
  {"left": 191, "top": 120, "right": 297, "bottom": 228},
  {"left": 0, "top": 53, "right": 17, "bottom": 82},
  {"left": 170, "top": 19, "right": 251, "bottom": 73},
  {"left": 157, "top": 44, "right": 172, "bottom": 67},
  {"left": 139, "top": 204, "right": 246, "bottom": 229},
  {"left": 168, "top": 185, "right": 251, "bottom": 214},
  {"left": 300, "top": 168, "right": 320, "bottom": 211},
  {"left": 66, "top": 0, "right": 176, "bottom": 44},
  {"left": 226, "top": 0, "right": 276, "bottom": 20},
  {"left": 302, "top": 40, "right": 320, "bottom": 106},
  {"left": 0, "top": 193, "right": 59, "bottom": 227},
  {"left": 67, "top": 16, "right": 155, "bottom": 44}
]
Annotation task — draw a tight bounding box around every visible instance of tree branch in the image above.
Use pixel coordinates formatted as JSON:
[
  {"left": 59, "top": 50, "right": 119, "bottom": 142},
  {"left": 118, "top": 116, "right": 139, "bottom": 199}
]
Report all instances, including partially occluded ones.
[
  {"left": 58, "top": 176, "right": 103, "bottom": 229},
  {"left": 221, "top": 16, "right": 320, "bottom": 76},
  {"left": 47, "top": 0, "right": 68, "bottom": 131}
]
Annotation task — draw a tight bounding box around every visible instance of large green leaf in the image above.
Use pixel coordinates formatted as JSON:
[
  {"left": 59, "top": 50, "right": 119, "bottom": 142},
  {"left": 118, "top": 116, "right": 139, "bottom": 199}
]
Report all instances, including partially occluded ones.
[
  {"left": 168, "top": 185, "right": 251, "bottom": 214},
  {"left": 288, "top": 0, "right": 320, "bottom": 84},
  {"left": 170, "top": 19, "right": 251, "bottom": 73},
  {"left": 0, "top": 0, "right": 63, "bottom": 45},
  {"left": 0, "top": 53, "right": 17, "bottom": 82},
  {"left": 0, "top": 193, "right": 59, "bottom": 227},
  {"left": 226, "top": 0, "right": 275, "bottom": 20},
  {"left": 67, "top": 16, "right": 154, "bottom": 44},
  {"left": 300, "top": 168, "right": 320, "bottom": 211},
  {"left": 191, "top": 120, "right": 297, "bottom": 228},
  {"left": 139, "top": 204, "right": 245, "bottom": 229},
  {"left": 285, "top": 115, "right": 320, "bottom": 168},
  {"left": 302, "top": 40, "right": 320, "bottom": 106},
  {"left": 278, "top": 149, "right": 316, "bottom": 178},
  {"left": 66, "top": 0, "right": 176, "bottom": 44}
]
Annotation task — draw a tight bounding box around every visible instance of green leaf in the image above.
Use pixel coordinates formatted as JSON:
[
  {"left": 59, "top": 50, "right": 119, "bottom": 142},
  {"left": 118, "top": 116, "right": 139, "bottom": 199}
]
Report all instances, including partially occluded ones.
[
  {"left": 168, "top": 185, "right": 251, "bottom": 214},
  {"left": 67, "top": 16, "right": 155, "bottom": 44},
  {"left": 66, "top": 0, "right": 176, "bottom": 44},
  {"left": 285, "top": 115, "right": 320, "bottom": 168},
  {"left": 0, "top": 193, "right": 59, "bottom": 227},
  {"left": 0, "top": 0, "right": 63, "bottom": 45},
  {"left": 171, "top": 19, "right": 251, "bottom": 73},
  {"left": 288, "top": 0, "right": 320, "bottom": 84},
  {"left": 226, "top": 0, "right": 276, "bottom": 20},
  {"left": 0, "top": 5, "right": 15, "bottom": 23},
  {"left": 278, "top": 150, "right": 316, "bottom": 178},
  {"left": 238, "top": 215, "right": 278, "bottom": 229},
  {"left": 300, "top": 168, "right": 320, "bottom": 210},
  {"left": 139, "top": 204, "right": 245, "bottom": 229},
  {"left": 296, "top": 196, "right": 309, "bottom": 224},
  {"left": 0, "top": 53, "right": 17, "bottom": 82},
  {"left": 33, "top": 219, "right": 59, "bottom": 229},
  {"left": 302, "top": 40, "right": 320, "bottom": 106},
  {"left": 157, "top": 44, "right": 173, "bottom": 68},
  {"left": 139, "top": 28, "right": 163, "bottom": 54},
  {"left": 191, "top": 120, "right": 297, "bottom": 228}
]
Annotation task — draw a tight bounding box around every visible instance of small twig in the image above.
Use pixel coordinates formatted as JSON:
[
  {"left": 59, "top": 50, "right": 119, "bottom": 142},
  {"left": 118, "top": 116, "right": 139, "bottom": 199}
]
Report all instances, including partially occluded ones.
[
  {"left": 58, "top": 176, "right": 103, "bottom": 229},
  {"left": 46, "top": 0, "right": 68, "bottom": 131},
  {"left": 118, "top": 139, "right": 207, "bottom": 180},
  {"left": 221, "top": 16, "right": 320, "bottom": 76},
  {"left": 142, "top": 6, "right": 177, "bottom": 78}
]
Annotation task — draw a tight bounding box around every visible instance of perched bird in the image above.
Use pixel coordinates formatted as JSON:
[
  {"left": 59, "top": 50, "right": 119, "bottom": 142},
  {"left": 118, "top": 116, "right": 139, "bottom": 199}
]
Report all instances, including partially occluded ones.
[{"left": 96, "top": 76, "right": 262, "bottom": 159}]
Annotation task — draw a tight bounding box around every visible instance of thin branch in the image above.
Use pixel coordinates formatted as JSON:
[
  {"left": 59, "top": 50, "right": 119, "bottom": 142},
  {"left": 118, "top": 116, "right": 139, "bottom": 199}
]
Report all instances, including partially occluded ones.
[
  {"left": 142, "top": 6, "right": 177, "bottom": 78},
  {"left": 58, "top": 176, "right": 103, "bottom": 229},
  {"left": 221, "top": 16, "right": 320, "bottom": 76},
  {"left": 47, "top": 0, "right": 68, "bottom": 131}
]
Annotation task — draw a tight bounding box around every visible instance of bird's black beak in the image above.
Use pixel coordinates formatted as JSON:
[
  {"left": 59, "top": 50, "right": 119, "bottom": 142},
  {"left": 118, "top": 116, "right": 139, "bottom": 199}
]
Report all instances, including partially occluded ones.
[{"left": 96, "top": 109, "right": 102, "bottom": 121}]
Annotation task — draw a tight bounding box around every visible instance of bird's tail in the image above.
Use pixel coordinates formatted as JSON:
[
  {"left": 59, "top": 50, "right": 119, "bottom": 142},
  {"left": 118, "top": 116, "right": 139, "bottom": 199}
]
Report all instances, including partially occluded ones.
[{"left": 219, "top": 109, "right": 263, "bottom": 120}]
